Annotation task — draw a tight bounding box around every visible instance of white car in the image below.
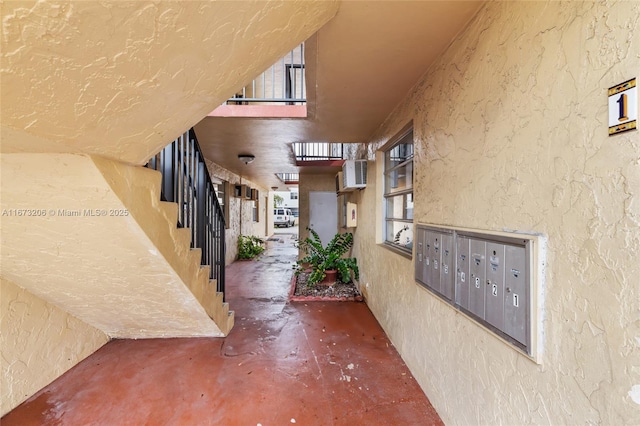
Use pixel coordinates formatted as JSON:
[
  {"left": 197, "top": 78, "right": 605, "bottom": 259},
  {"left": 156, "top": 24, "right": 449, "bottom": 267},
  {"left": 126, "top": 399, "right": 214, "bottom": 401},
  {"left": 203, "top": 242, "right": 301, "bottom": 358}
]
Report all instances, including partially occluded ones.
[{"left": 274, "top": 208, "right": 295, "bottom": 227}]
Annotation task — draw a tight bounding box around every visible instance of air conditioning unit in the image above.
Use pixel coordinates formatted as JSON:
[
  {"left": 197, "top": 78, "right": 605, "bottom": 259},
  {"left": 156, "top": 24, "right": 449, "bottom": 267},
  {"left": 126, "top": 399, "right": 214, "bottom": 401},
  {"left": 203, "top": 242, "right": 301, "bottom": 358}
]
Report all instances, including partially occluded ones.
[
  {"left": 233, "top": 184, "right": 243, "bottom": 198},
  {"left": 251, "top": 189, "right": 259, "bottom": 200},
  {"left": 236, "top": 185, "right": 252, "bottom": 200},
  {"left": 342, "top": 160, "right": 367, "bottom": 190},
  {"left": 244, "top": 186, "right": 253, "bottom": 200}
]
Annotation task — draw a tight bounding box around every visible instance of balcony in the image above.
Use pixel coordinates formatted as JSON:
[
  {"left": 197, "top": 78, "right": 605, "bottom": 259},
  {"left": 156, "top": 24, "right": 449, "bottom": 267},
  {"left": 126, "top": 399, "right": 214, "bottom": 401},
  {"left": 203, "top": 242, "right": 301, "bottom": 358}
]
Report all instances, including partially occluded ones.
[
  {"left": 209, "top": 44, "right": 307, "bottom": 118},
  {"left": 293, "top": 142, "right": 345, "bottom": 168},
  {"left": 276, "top": 173, "right": 299, "bottom": 184}
]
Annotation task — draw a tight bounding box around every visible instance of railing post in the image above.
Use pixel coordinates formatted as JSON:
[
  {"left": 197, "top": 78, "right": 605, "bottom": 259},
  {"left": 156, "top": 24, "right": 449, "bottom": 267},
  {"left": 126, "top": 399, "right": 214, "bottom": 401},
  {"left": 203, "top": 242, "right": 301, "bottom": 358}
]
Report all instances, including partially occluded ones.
[
  {"left": 218, "top": 208, "right": 226, "bottom": 297},
  {"left": 161, "top": 143, "right": 175, "bottom": 203},
  {"left": 196, "top": 157, "right": 207, "bottom": 264}
]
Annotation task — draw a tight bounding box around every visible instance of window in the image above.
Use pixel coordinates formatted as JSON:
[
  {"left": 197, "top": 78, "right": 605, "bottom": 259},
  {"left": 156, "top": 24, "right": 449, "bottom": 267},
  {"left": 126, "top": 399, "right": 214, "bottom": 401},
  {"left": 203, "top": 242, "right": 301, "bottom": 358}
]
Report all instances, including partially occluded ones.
[
  {"left": 383, "top": 128, "right": 414, "bottom": 253},
  {"left": 290, "top": 192, "right": 299, "bottom": 200},
  {"left": 253, "top": 199, "right": 259, "bottom": 222},
  {"left": 212, "top": 179, "right": 229, "bottom": 229}
]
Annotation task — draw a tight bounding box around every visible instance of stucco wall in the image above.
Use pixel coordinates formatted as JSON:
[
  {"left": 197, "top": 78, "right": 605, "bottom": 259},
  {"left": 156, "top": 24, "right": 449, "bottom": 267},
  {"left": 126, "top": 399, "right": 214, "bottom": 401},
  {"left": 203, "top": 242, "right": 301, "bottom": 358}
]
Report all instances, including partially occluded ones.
[
  {"left": 1, "top": 277, "right": 109, "bottom": 416},
  {"left": 205, "top": 160, "right": 269, "bottom": 263},
  {"left": 2, "top": 153, "right": 228, "bottom": 339},
  {"left": 353, "top": 1, "right": 640, "bottom": 425}
]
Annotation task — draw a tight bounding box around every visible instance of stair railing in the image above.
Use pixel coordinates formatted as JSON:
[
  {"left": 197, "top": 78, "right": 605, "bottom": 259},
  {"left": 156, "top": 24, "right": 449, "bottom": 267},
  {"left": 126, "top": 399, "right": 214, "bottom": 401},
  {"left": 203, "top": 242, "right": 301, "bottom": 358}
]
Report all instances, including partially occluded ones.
[
  {"left": 147, "top": 129, "right": 226, "bottom": 298},
  {"left": 226, "top": 43, "right": 305, "bottom": 105}
]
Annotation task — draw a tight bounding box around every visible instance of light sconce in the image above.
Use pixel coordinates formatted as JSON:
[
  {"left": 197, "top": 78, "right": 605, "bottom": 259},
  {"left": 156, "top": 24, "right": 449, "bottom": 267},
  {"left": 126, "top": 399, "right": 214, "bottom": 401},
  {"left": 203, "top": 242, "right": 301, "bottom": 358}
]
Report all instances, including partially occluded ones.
[{"left": 238, "top": 154, "right": 255, "bottom": 165}]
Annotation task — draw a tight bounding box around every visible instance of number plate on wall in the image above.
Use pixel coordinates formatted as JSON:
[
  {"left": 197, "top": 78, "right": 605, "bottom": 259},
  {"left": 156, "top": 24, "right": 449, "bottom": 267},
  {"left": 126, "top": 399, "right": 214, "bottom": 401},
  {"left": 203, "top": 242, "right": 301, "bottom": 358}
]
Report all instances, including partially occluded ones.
[{"left": 608, "top": 78, "right": 637, "bottom": 135}]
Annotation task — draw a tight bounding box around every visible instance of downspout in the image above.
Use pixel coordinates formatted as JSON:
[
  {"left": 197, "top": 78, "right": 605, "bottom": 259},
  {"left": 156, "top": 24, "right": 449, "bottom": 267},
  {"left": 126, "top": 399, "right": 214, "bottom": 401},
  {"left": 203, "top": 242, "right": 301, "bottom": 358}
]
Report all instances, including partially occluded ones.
[{"left": 239, "top": 177, "right": 243, "bottom": 236}]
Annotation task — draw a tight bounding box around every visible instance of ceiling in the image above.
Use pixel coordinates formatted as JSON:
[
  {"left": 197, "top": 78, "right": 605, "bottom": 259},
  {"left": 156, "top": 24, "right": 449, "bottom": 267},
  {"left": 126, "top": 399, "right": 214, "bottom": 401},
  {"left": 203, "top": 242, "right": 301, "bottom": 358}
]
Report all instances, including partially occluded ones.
[{"left": 194, "top": 1, "right": 484, "bottom": 190}]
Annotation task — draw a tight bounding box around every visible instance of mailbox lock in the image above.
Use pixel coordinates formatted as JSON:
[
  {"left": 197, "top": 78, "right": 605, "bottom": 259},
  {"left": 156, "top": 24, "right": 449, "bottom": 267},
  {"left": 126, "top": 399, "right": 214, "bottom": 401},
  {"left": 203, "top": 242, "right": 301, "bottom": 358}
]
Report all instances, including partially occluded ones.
[
  {"left": 506, "top": 287, "right": 512, "bottom": 293},
  {"left": 486, "top": 280, "right": 491, "bottom": 286}
]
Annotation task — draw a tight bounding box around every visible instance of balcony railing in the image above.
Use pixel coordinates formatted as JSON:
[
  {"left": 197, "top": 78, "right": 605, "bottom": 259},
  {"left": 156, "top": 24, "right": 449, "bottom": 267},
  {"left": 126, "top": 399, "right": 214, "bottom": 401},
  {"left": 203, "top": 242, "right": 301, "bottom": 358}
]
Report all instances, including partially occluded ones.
[
  {"left": 276, "top": 173, "right": 299, "bottom": 183},
  {"left": 227, "top": 43, "right": 305, "bottom": 105},
  {"left": 293, "top": 142, "right": 344, "bottom": 161},
  {"left": 147, "top": 129, "right": 226, "bottom": 298}
]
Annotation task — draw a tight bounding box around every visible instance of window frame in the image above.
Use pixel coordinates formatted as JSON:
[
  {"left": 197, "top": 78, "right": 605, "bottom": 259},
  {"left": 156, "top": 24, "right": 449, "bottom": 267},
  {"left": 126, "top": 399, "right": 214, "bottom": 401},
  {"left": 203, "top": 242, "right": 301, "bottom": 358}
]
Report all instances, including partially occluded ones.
[
  {"left": 253, "top": 198, "right": 259, "bottom": 223},
  {"left": 212, "top": 179, "right": 230, "bottom": 229},
  {"left": 382, "top": 126, "right": 414, "bottom": 256}
]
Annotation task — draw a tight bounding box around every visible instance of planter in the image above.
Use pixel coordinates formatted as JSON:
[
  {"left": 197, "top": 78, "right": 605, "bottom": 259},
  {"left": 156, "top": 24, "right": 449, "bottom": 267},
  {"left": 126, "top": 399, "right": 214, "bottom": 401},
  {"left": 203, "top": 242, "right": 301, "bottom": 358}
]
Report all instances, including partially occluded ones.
[
  {"left": 318, "top": 269, "right": 338, "bottom": 286},
  {"left": 288, "top": 273, "right": 364, "bottom": 302}
]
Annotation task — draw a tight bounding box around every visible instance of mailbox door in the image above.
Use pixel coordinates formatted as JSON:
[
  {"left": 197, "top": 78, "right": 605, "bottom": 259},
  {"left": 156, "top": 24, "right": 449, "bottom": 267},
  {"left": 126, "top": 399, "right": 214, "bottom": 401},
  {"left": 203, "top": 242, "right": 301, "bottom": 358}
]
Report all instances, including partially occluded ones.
[
  {"left": 415, "top": 227, "right": 426, "bottom": 285},
  {"left": 504, "top": 244, "right": 528, "bottom": 345},
  {"left": 468, "top": 238, "right": 486, "bottom": 319},
  {"left": 485, "top": 242, "right": 505, "bottom": 330},
  {"left": 456, "top": 236, "right": 471, "bottom": 309},
  {"left": 441, "top": 232, "right": 454, "bottom": 301}
]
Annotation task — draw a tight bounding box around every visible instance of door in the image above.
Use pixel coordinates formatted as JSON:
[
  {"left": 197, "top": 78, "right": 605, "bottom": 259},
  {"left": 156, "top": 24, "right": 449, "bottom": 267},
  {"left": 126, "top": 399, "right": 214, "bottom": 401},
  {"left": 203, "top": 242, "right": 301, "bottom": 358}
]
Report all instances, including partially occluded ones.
[{"left": 309, "top": 191, "right": 338, "bottom": 246}]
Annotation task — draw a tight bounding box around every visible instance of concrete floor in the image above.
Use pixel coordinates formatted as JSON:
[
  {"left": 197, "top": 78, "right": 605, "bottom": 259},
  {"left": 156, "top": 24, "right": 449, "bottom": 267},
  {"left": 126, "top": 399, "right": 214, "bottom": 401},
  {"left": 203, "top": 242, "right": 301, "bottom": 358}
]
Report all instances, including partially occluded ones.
[{"left": 2, "top": 233, "right": 443, "bottom": 425}]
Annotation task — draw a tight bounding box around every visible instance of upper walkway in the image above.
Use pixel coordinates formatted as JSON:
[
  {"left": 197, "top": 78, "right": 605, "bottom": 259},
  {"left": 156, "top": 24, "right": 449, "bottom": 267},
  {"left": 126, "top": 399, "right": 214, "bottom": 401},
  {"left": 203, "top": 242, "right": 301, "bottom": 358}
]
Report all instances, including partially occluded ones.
[{"left": 1, "top": 232, "right": 442, "bottom": 425}]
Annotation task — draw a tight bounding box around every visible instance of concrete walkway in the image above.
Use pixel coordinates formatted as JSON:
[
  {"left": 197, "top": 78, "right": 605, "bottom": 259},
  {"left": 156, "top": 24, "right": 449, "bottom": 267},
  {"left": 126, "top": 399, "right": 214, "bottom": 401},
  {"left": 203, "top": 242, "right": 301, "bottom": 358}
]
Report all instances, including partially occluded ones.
[{"left": 2, "top": 233, "right": 443, "bottom": 425}]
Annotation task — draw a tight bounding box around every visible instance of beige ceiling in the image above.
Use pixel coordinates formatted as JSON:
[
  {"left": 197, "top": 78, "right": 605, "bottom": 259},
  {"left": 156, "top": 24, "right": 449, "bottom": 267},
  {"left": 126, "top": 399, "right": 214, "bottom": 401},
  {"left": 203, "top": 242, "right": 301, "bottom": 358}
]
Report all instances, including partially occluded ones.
[{"left": 195, "top": 1, "right": 484, "bottom": 190}]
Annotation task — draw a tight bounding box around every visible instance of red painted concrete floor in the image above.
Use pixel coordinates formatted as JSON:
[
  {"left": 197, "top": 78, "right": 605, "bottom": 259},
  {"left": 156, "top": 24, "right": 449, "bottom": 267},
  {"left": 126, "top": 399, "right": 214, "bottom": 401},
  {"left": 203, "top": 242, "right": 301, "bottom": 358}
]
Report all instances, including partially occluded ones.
[{"left": 2, "top": 233, "right": 443, "bottom": 425}]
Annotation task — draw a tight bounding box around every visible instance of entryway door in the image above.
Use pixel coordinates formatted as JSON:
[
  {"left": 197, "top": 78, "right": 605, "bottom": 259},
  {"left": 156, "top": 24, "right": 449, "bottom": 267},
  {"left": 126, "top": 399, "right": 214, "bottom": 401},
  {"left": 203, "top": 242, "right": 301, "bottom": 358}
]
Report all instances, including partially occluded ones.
[{"left": 309, "top": 191, "right": 338, "bottom": 246}]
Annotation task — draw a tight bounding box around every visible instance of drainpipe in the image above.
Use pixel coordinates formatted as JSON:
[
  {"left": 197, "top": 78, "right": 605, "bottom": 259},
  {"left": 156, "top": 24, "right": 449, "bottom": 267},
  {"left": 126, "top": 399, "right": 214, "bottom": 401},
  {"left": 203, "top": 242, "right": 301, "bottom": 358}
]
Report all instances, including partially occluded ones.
[{"left": 239, "top": 177, "right": 242, "bottom": 237}]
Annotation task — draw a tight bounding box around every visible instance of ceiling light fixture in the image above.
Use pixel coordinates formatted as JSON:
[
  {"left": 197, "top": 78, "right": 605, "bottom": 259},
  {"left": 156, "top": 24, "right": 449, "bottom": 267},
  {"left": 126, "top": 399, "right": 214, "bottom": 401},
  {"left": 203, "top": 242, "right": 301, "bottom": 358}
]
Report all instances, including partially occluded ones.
[{"left": 238, "top": 154, "right": 255, "bottom": 165}]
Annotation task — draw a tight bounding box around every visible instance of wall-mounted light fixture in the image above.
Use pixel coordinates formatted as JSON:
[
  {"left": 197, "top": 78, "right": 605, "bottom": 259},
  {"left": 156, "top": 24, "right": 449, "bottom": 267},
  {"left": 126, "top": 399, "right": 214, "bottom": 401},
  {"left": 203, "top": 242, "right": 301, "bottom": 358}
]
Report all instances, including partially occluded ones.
[{"left": 238, "top": 154, "right": 255, "bottom": 164}]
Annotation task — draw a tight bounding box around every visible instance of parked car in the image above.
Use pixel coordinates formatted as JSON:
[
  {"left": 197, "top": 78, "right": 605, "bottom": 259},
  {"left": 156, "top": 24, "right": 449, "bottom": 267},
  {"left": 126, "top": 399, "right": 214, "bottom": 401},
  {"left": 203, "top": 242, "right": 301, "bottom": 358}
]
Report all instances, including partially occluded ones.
[{"left": 274, "top": 208, "right": 295, "bottom": 227}]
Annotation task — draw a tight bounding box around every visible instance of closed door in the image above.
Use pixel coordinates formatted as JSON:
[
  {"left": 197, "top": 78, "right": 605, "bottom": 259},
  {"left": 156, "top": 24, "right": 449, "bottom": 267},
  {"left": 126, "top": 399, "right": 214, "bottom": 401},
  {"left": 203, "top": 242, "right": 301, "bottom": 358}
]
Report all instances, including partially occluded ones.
[{"left": 309, "top": 191, "right": 338, "bottom": 246}]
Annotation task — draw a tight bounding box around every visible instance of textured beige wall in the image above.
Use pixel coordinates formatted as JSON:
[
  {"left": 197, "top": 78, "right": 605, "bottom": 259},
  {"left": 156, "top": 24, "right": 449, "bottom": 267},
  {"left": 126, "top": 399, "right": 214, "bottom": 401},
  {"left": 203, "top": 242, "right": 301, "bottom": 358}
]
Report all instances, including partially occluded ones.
[
  {"left": 1, "top": 277, "right": 109, "bottom": 416},
  {"left": 354, "top": 1, "right": 640, "bottom": 425},
  {"left": 2, "top": 153, "right": 228, "bottom": 339},
  {"left": 0, "top": 0, "right": 339, "bottom": 164}
]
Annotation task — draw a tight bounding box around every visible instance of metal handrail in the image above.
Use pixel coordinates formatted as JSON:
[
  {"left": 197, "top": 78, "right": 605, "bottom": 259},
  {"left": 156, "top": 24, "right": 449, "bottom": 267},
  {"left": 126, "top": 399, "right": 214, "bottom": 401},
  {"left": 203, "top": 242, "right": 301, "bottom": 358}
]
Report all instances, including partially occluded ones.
[
  {"left": 147, "top": 129, "right": 226, "bottom": 298},
  {"left": 293, "top": 142, "right": 344, "bottom": 161},
  {"left": 276, "top": 173, "right": 299, "bottom": 183},
  {"left": 227, "top": 44, "right": 305, "bottom": 105}
]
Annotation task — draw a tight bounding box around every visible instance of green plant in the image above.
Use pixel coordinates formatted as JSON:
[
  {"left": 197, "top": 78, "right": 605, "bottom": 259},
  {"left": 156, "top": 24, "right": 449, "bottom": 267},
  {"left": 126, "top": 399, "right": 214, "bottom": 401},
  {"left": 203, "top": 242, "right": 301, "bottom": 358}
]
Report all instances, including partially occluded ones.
[
  {"left": 273, "top": 194, "right": 284, "bottom": 207},
  {"left": 237, "top": 235, "right": 265, "bottom": 260},
  {"left": 295, "top": 228, "right": 359, "bottom": 286}
]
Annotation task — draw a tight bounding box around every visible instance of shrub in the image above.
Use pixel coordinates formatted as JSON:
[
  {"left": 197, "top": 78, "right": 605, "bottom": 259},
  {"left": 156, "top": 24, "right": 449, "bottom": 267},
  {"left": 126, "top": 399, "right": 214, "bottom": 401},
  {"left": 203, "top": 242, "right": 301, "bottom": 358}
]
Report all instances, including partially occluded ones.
[
  {"left": 237, "top": 235, "right": 265, "bottom": 260},
  {"left": 295, "top": 228, "right": 359, "bottom": 286}
]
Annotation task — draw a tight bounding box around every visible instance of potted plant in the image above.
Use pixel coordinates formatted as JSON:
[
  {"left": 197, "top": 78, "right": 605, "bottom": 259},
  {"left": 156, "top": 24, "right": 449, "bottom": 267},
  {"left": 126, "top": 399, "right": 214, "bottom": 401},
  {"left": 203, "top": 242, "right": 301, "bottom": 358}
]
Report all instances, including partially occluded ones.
[{"left": 295, "top": 228, "right": 359, "bottom": 286}]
